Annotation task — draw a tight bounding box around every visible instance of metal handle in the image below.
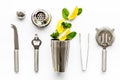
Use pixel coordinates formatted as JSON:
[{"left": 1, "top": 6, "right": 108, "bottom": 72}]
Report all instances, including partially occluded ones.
[
  {"left": 34, "top": 49, "right": 39, "bottom": 72},
  {"left": 14, "top": 50, "right": 19, "bottom": 73},
  {"left": 102, "top": 49, "right": 107, "bottom": 72}
]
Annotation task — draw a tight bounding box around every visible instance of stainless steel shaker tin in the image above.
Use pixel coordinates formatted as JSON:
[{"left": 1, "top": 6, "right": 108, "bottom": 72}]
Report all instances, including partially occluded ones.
[
  {"left": 51, "top": 39, "right": 70, "bottom": 72},
  {"left": 31, "top": 9, "right": 51, "bottom": 28}
]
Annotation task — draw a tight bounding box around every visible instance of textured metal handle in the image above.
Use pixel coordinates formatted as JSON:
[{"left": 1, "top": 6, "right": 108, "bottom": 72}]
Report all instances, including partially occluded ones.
[
  {"left": 14, "top": 50, "right": 19, "bottom": 73},
  {"left": 34, "top": 49, "right": 39, "bottom": 72},
  {"left": 102, "top": 49, "right": 107, "bottom": 72}
]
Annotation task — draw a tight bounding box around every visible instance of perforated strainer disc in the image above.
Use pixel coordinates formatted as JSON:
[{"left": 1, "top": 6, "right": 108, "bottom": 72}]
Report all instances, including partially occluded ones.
[
  {"left": 96, "top": 28, "right": 114, "bottom": 48},
  {"left": 31, "top": 9, "right": 51, "bottom": 28}
]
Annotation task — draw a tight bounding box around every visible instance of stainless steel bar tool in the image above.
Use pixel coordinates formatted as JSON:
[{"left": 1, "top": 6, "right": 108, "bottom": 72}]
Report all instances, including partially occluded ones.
[
  {"left": 16, "top": 11, "right": 25, "bottom": 20},
  {"left": 51, "top": 40, "right": 70, "bottom": 72},
  {"left": 31, "top": 9, "right": 51, "bottom": 28},
  {"left": 79, "top": 33, "right": 90, "bottom": 71},
  {"left": 32, "top": 34, "right": 42, "bottom": 73},
  {"left": 11, "top": 24, "right": 19, "bottom": 73},
  {"left": 96, "top": 28, "right": 114, "bottom": 72}
]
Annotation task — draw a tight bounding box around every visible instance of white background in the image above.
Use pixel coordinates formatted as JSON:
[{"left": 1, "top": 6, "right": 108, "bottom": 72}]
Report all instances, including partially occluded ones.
[{"left": 0, "top": 0, "right": 120, "bottom": 80}]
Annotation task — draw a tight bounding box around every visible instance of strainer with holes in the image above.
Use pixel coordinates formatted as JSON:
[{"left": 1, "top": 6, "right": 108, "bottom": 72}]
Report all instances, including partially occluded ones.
[
  {"left": 96, "top": 28, "right": 114, "bottom": 72},
  {"left": 31, "top": 9, "right": 51, "bottom": 28}
]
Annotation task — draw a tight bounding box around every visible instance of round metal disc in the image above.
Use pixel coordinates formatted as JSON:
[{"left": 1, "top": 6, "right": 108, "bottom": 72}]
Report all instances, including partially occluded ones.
[
  {"left": 31, "top": 9, "right": 51, "bottom": 28},
  {"left": 96, "top": 28, "right": 114, "bottom": 48}
]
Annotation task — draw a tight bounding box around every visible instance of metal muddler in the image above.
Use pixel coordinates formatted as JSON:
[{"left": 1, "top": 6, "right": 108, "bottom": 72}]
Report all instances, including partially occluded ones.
[
  {"left": 11, "top": 24, "right": 19, "bottom": 73},
  {"left": 32, "top": 34, "right": 42, "bottom": 72},
  {"left": 96, "top": 28, "right": 114, "bottom": 72}
]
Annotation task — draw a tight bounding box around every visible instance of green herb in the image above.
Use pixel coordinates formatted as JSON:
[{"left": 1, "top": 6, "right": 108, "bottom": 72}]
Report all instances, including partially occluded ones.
[
  {"left": 50, "top": 31, "right": 59, "bottom": 39},
  {"left": 61, "top": 22, "right": 72, "bottom": 29},
  {"left": 62, "top": 8, "right": 69, "bottom": 20},
  {"left": 77, "top": 8, "right": 82, "bottom": 15},
  {"left": 67, "top": 32, "right": 77, "bottom": 40}
]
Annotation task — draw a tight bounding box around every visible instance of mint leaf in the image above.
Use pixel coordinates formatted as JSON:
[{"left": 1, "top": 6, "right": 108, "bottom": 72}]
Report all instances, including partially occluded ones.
[
  {"left": 67, "top": 32, "right": 77, "bottom": 40},
  {"left": 50, "top": 31, "right": 59, "bottom": 39},
  {"left": 61, "top": 22, "right": 72, "bottom": 29},
  {"left": 67, "top": 23, "right": 72, "bottom": 28},
  {"left": 62, "top": 8, "right": 69, "bottom": 20},
  {"left": 77, "top": 8, "right": 82, "bottom": 15}
]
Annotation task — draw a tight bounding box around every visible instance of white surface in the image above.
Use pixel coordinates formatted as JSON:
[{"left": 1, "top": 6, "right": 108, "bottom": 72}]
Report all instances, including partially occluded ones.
[{"left": 0, "top": 0, "right": 120, "bottom": 80}]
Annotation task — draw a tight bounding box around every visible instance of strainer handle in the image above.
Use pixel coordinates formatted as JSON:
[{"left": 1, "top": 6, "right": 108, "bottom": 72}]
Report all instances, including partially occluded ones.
[{"left": 102, "top": 49, "right": 107, "bottom": 72}]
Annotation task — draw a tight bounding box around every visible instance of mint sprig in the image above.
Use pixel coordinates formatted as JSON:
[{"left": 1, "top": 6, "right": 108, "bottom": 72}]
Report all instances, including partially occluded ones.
[
  {"left": 50, "top": 31, "right": 59, "bottom": 39},
  {"left": 61, "top": 22, "right": 72, "bottom": 29}
]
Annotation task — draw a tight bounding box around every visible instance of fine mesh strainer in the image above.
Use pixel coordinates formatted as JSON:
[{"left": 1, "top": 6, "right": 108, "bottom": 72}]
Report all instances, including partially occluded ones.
[{"left": 96, "top": 28, "right": 114, "bottom": 72}]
